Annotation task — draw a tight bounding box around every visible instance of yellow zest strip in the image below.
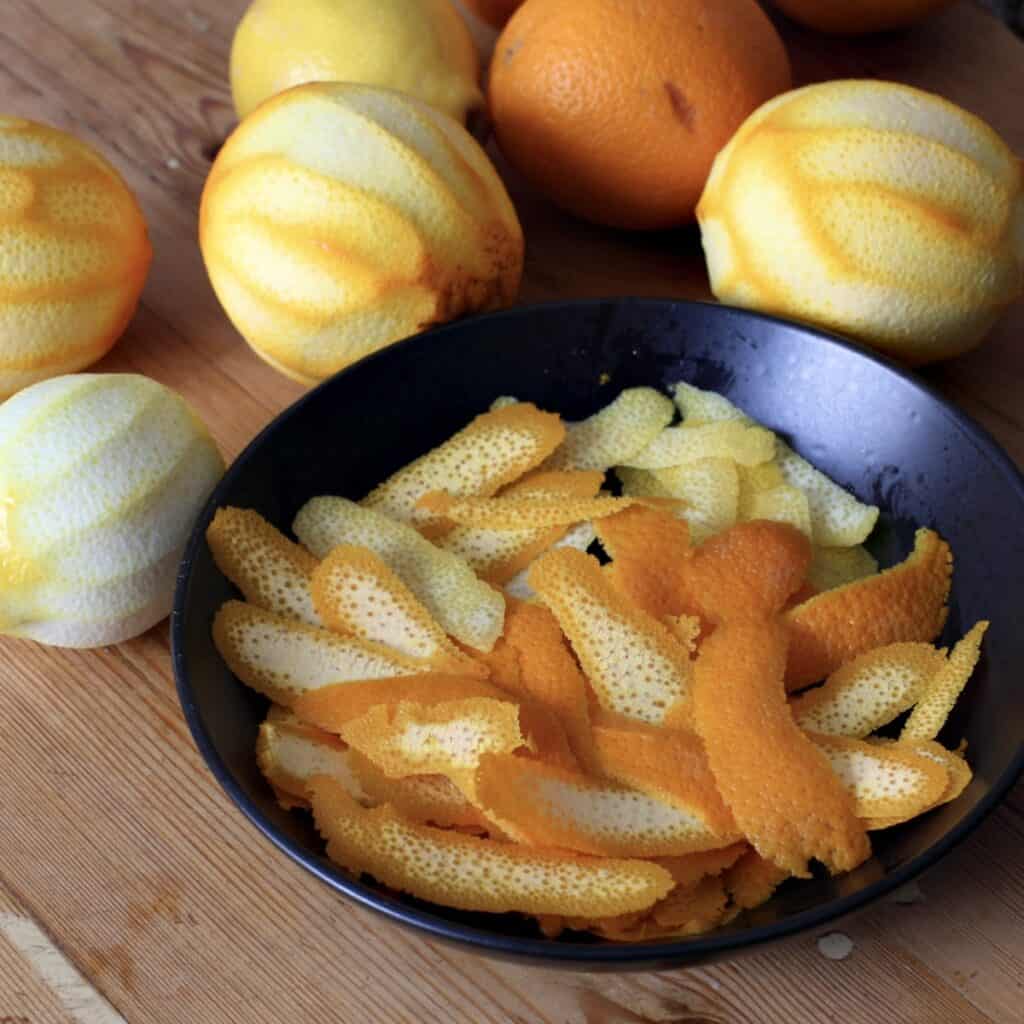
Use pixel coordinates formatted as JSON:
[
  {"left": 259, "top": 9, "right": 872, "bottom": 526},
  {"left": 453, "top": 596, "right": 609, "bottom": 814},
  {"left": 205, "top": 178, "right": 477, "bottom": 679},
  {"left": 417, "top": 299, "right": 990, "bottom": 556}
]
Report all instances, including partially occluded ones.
[
  {"left": 528, "top": 548, "right": 693, "bottom": 727},
  {"left": 213, "top": 600, "right": 429, "bottom": 706},
  {"left": 308, "top": 777, "right": 674, "bottom": 918},
  {"left": 361, "top": 402, "right": 565, "bottom": 534},
  {"left": 293, "top": 497, "right": 506, "bottom": 651},
  {"left": 621, "top": 421, "right": 776, "bottom": 470},
  {"left": 693, "top": 619, "right": 870, "bottom": 877},
  {"left": 785, "top": 528, "right": 953, "bottom": 690},
  {"left": 207, "top": 507, "right": 320, "bottom": 625},
  {"left": 901, "top": 621, "right": 988, "bottom": 741},
  {"left": 806, "top": 545, "right": 879, "bottom": 593},
  {"left": 651, "top": 459, "right": 741, "bottom": 544},
  {"left": 790, "top": 643, "right": 945, "bottom": 738},
  {"left": 417, "top": 490, "right": 642, "bottom": 531}
]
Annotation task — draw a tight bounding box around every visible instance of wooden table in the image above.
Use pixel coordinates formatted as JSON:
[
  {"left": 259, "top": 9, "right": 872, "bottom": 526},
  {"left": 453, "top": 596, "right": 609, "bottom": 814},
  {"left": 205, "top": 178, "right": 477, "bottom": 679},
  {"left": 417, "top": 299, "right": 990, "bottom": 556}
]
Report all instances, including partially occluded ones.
[{"left": 1, "top": 2, "right": 1022, "bottom": 1021}]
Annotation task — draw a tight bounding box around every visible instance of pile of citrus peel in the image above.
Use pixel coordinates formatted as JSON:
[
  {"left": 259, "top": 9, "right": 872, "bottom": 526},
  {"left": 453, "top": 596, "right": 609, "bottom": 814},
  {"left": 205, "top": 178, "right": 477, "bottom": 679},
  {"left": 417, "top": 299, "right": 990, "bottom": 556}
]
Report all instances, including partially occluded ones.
[{"left": 208, "top": 383, "right": 986, "bottom": 942}]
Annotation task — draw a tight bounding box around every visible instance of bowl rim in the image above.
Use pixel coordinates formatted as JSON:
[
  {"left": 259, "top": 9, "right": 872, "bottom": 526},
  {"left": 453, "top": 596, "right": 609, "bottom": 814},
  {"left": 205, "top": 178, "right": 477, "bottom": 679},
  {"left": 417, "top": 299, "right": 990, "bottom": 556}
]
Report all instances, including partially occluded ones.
[{"left": 172, "top": 296, "right": 1024, "bottom": 965}]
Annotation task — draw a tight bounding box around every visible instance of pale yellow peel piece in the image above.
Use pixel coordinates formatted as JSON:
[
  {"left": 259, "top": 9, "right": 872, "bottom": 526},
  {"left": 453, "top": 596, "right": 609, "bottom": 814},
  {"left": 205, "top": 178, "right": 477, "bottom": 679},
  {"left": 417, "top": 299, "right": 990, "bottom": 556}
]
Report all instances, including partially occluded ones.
[
  {"left": 475, "top": 753, "right": 729, "bottom": 857},
  {"left": 293, "top": 496, "right": 506, "bottom": 651},
  {"left": 543, "top": 387, "right": 675, "bottom": 472},
  {"left": 308, "top": 777, "right": 675, "bottom": 918},
  {"left": 737, "top": 461, "right": 786, "bottom": 493},
  {"left": 207, "top": 507, "right": 320, "bottom": 625},
  {"left": 901, "top": 621, "right": 989, "bottom": 742},
  {"left": 361, "top": 402, "right": 565, "bottom": 532},
  {"left": 811, "top": 734, "right": 948, "bottom": 822},
  {"left": 672, "top": 381, "right": 751, "bottom": 425},
  {"left": 739, "top": 484, "right": 812, "bottom": 538},
  {"left": 213, "top": 600, "right": 429, "bottom": 706},
  {"left": 647, "top": 460, "right": 740, "bottom": 543},
  {"left": 807, "top": 544, "right": 879, "bottom": 592},
  {"left": 790, "top": 642, "right": 945, "bottom": 738},
  {"left": 622, "top": 421, "right": 775, "bottom": 470},
  {"left": 310, "top": 543, "right": 481, "bottom": 673},
  {"left": 418, "top": 490, "right": 642, "bottom": 530},
  {"left": 528, "top": 548, "right": 693, "bottom": 726}
]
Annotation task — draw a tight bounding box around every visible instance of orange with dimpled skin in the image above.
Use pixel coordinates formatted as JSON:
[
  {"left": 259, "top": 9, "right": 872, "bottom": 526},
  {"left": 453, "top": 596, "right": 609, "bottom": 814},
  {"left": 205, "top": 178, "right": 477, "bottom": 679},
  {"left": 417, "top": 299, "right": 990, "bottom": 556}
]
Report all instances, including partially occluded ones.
[{"left": 0, "top": 118, "right": 151, "bottom": 398}]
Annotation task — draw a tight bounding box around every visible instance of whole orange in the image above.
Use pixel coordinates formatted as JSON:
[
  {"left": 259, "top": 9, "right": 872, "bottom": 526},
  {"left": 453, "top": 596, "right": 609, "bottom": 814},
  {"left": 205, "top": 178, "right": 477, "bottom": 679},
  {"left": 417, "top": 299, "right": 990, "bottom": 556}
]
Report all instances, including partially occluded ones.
[
  {"left": 488, "top": 0, "right": 791, "bottom": 230},
  {"left": 770, "top": 0, "right": 955, "bottom": 35}
]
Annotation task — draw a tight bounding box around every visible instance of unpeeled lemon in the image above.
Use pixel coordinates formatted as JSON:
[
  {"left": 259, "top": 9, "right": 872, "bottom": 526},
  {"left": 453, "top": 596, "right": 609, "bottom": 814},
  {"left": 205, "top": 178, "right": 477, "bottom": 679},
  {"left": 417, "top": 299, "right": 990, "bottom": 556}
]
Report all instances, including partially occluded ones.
[
  {"left": 199, "top": 82, "right": 523, "bottom": 385},
  {"left": 230, "top": 0, "right": 482, "bottom": 122},
  {"left": 0, "top": 374, "right": 224, "bottom": 647},
  {"left": 0, "top": 118, "right": 151, "bottom": 399},
  {"left": 698, "top": 81, "right": 1024, "bottom": 364}
]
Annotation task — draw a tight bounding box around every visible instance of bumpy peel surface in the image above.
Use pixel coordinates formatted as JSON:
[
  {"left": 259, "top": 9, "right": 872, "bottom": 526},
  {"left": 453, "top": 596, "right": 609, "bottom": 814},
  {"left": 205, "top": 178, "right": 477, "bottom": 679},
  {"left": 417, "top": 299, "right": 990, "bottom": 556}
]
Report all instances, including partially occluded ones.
[
  {"left": 865, "top": 739, "right": 972, "bottom": 826},
  {"left": 785, "top": 528, "right": 952, "bottom": 689},
  {"left": 529, "top": 549, "right": 694, "bottom": 726},
  {"left": 723, "top": 849, "right": 789, "bottom": 911},
  {"left": 418, "top": 490, "right": 639, "bottom": 530},
  {"left": 207, "top": 507, "right": 320, "bottom": 625},
  {"left": 807, "top": 544, "right": 879, "bottom": 592},
  {"left": 693, "top": 619, "right": 870, "bottom": 876},
  {"left": 212, "top": 600, "right": 428, "bottom": 706},
  {"left": 622, "top": 421, "right": 776, "bottom": 470},
  {"left": 308, "top": 777, "right": 674, "bottom": 917},
  {"left": 502, "top": 520, "right": 596, "bottom": 601},
  {"left": 310, "top": 543, "right": 480, "bottom": 672},
  {"left": 790, "top": 642, "right": 945, "bottom": 737},
  {"left": 293, "top": 496, "right": 505, "bottom": 651},
  {"left": 361, "top": 402, "right": 564, "bottom": 532}
]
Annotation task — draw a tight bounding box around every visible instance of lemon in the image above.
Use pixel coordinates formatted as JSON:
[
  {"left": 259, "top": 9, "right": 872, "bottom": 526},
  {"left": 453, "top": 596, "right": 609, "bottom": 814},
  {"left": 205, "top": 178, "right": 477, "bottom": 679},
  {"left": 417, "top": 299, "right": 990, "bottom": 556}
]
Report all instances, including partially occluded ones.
[
  {"left": 0, "top": 374, "right": 224, "bottom": 647},
  {"left": 230, "top": 0, "right": 482, "bottom": 122},
  {"left": 0, "top": 118, "right": 151, "bottom": 399},
  {"left": 697, "top": 80, "right": 1024, "bottom": 365},
  {"left": 199, "top": 82, "right": 523, "bottom": 386}
]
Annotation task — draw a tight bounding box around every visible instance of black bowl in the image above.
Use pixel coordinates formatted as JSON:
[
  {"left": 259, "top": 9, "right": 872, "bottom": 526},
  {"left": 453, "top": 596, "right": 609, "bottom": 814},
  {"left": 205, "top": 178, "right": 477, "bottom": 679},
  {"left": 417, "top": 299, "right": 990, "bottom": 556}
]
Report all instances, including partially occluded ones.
[{"left": 172, "top": 298, "right": 1024, "bottom": 970}]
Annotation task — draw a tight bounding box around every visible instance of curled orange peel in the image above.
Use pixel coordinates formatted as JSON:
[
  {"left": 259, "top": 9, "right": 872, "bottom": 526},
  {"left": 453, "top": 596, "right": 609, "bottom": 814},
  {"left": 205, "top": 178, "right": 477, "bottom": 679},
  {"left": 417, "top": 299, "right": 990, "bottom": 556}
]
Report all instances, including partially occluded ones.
[
  {"left": 863, "top": 739, "right": 972, "bottom": 827},
  {"left": 417, "top": 490, "right": 641, "bottom": 531},
  {"left": 517, "top": 703, "right": 579, "bottom": 772},
  {"left": 651, "top": 843, "right": 748, "bottom": 888},
  {"left": 723, "top": 849, "right": 789, "bottom": 911},
  {"left": 474, "top": 753, "right": 730, "bottom": 857},
  {"left": 784, "top": 528, "right": 952, "bottom": 690},
  {"left": 207, "top": 507, "right": 320, "bottom": 625},
  {"left": 311, "top": 543, "right": 483, "bottom": 674},
  {"left": 901, "top": 621, "right": 988, "bottom": 742},
  {"left": 594, "top": 504, "right": 693, "bottom": 620},
  {"left": 693, "top": 619, "right": 870, "bottom": 877},
  {"left": 679, "top": 520, "right": 813, "bottom": 624},
  {"left": 790, "top": 642, "right": 945, "bottom": 738},
  {"left": 528, "top": 548, "right": 693, "bottom": 727},
  {"left": 360, "top": 402, "right": 565, "bottom": 534},
  {"left": 307, "top": 776, "right": 674, "bottom": 918},
  {"left": 213, "top": 600, "right": 430, "bottom": 707}
]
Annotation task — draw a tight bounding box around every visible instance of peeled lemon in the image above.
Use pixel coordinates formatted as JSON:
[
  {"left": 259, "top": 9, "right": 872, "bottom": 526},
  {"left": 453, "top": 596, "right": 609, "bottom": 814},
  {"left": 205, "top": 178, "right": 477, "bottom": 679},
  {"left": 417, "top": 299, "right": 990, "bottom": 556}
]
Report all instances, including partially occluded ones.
[
  {"left": 230, "top": 0, "right": 482, "bottom": 122},
  {"left": 698, "top": 80, "right": 1024, "bottom": 365},
  {"left": 0, "top": 118, "right": 151, "bottom": 399},
  {"left": 0, "top": 374, "right": 224, "bottom": 647},
  {"left": 199, "top": 82, "right": 523, "bottom": 385}
]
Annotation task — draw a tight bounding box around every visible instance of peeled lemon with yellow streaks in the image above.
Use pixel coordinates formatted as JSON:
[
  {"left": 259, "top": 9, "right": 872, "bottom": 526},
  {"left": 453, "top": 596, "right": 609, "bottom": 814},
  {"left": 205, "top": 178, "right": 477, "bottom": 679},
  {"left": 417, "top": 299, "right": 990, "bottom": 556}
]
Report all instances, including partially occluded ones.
[
  {"left": 0, "top": 118, "right": 151, "bottom": 398},
  {"left": 230, "top": 0, "right": 482, "bottom": 122},
  {"left": 199, "top": 82, "right": 523, "bottom": 385},
  {"left": 698, "top": 81, "right": 1024, "bottom": 365},
  {"left": 0, "top": 374, "right": 224, "bottom": 648}
]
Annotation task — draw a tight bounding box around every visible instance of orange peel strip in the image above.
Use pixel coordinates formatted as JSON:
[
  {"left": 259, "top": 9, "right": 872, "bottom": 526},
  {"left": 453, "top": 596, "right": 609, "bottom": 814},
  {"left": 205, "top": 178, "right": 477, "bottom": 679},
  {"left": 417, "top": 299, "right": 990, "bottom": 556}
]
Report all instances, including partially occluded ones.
[
  {"left": 501, "top": 600, "right": 600, "bottom": 773},
  {"left": 594, "top": 504, "right": 692, "bottom": 620},
  {"left": 339, "top": 697, "right": 525, "bottom": 798},
  {"left": 307, "top": 777, "right": 674, "bottom": 918},
  {"left": 589, "top": 715, "right": 739, "bottom": 841},
  {"left": 651, "top": 843, "right": 748, "bottom": 889},
  {"left": 292, "top": 675, "right": 508, "bottom": 734},
  {"left": 807, "top": 544, "right": 879, "bottom": 593},
  {"left": 785, "top": 528, "right": 952, "bottom": 690},
  {"left": 360, "top": 402, "right": 565, "bottom": 533},
  {"left": 723, "top": 848, "right": 789, "bottom": 911},
  {"left": 417, "top": 490, "right": 641, "bottom": 531},
  {"left": 790, "top": 642, "right": 945, "bottom": 738},
  {"left": 901, "top": 621, "right": 988, "bottom": 742},
  {"left": 517, "top": 703, "right": 579, "bottom": 772},
  {"left": 863, "top": 739, "right": 972, "bottom": 827},
  {"left": 503, "top": 520, "right": 597, "bottom": 602},
  {"left": 474, "top": 753, "right": 729, "bottom": 857},
  {"left": 212, "top": 600, "right": 429, "bottom": 706},
  {"left": 207, "top": 507, "right": 320, "bottom": 626},
  {"left": 438, "top": 470, "right": 603, "bottom": 584},
  {"left": 257, "top": 719, "right": 371, "bottom": 809},
  {"left": 293, "top": 496, "right": 506, "bottom": 651},
  {"left": 528, "top": 548, "right": 693, "bottom": 727},
  {"left": 678, "top": 520, "right": 812, "bottom": 624},
  {"left": 693, "top": 619, "right": 870, "bottom": 877},
  {"left": 310, "top": 543, "right": 483, "bottom": 674},
  {"left": 543, "top": 387, "right": 675, "bottom": 472},
  {"left": 809, "top": 733, "right": 948, "bottom": 822},
  {"left": 621, "top": 421, "right": 776, "bottom": 470}
]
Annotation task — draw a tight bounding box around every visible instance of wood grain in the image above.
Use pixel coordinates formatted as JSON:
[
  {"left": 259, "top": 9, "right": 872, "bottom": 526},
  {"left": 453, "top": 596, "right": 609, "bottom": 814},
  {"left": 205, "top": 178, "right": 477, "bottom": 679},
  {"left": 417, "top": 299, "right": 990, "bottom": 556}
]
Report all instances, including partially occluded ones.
[{"left": 0, "top": 2, "right": 1022, "bottom": 1022}]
